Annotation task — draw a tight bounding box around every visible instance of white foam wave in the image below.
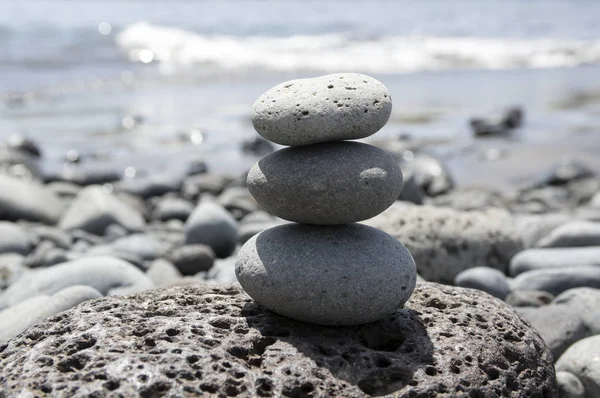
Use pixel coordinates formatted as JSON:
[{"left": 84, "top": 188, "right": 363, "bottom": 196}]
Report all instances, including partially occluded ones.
[{"left": 117, "top": 22, "right": 600, "bottom": 75}]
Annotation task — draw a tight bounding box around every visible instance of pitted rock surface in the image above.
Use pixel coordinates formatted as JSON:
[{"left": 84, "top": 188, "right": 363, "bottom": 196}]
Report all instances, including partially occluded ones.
[
  {"left": 364, "top": 202, "right": 523, "bottom": 284},
  {"left": 0, "top": 283, "right": 555, "bottom": 397}
]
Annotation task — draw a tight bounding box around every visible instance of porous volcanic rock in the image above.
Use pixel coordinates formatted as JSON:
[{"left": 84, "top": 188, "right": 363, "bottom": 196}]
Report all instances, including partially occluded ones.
[
  {"left": 364, "top": 202, "right": 523, "bottom": 284},
  {"left": 0, "top": 283, "right": 556, "bottom": 397}
]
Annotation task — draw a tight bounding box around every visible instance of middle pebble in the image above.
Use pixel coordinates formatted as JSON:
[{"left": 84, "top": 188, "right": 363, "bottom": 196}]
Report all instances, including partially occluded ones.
[{"left": 247, "top": 141, "right": 403, "bottom": 225}]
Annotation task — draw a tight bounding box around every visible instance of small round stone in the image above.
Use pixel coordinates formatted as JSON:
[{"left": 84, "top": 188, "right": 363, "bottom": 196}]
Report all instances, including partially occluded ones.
[
  {"left": 235, "top": 223, "right": 416, "bottom": 326},
  {"left": 247, "top": 142, "right": 403, "bottom": 225},
  {"left": 252, "top": 73, "right": 392, "bottom": 146}
]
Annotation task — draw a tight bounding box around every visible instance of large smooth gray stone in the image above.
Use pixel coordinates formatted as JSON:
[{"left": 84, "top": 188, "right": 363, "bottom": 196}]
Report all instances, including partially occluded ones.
[
  {"left": 515, "top": 213, "right": 570, "bottom": 248},
  {"left": 511, "top": 266, "right": 600, "bottom": 296},
  {"left": 556, "top": 371, "right": 585, "bottom": 398},
  {"left": 0, "top": 222, "right": 35, "bottom": 255},
  {"left": 364, "top": 202, "right": 522, "bottom": 284},
  {"left": 184, "top": 199, "right": 238, "bottom": 258},
  {"left": 554, "top": 288, "right": 600, "bottom": 333},
  {"left": 252, "top": 73, "right": 392, "bottom": 146},
  {"left": 556, "top": 335, "right": 600, "bottom": 398},
  {"left": 510, "top": 247, "right": 600, "bottom": 276},
  {"left": 247, "top": 142, "right": 403, "bottom": 225},
  {"left": 0, "top": 256, "right": 153, "bottom": 309},
  {"left": 59, "top": 186, "right": 145, "bottom": 235},
  {"left": 454, "top": 266, "right": 511, "bottom": 299},
  {"left": 235, "top": 223, "right": 416, "bottom": 326},
  {"left": 536, "top": 221, "right": 600, "bottom": 248},
  {"left": 0, "top": 174, "right": 65, "bottom": 224},
  {"left": 0, "top": 285, "right": 102, "bottom": 344}
]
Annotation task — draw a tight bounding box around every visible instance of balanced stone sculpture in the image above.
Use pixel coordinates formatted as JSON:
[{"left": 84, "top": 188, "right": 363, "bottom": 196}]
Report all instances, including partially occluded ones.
[{"left": 236, "top": 73, "right": 417, "bottom": 326}]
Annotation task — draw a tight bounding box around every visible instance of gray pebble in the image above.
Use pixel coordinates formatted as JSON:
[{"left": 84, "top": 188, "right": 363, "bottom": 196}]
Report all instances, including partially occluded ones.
[
  {"left": 30, "top": 225, "right": 72, "bottom": 249},
  {"left": 218, "top": 186, "right": 259, "bottom": 220},
  {"left": 107, "top": 233, "right": 173, "bottom": 261},
  {"left": 536, "top": 221, "right": 600, "bottom": 248},
  {"left": 0, "top": 256, "right": 153, "bottom": 309},
  {"left": 184, "top": 199, "right": 238, "bottom": 258},
  {"left": 505, "top": 290, "right": 554, "bottom": 307},
  {"left": 152, "top": 197, "right": 194, "bottom": 222},
  {"left": 0, "top": 254, "right": 26, "bottom": 290},
  {"left": 556, "top": 335, "right": 600, "bottom": 398},
  {"left": 0, "top": 174, "right": 65, "bottom": 224},
  {"left": 514, "top": 213, "right": 570, "bottom": 248},
  {"left": 235, "top": 223, "right": 416, "bottom": 326},
  {"left": 454, "top": 267, "right": 510, "bottom": 299},
  {"left": 557, "top": 371, "right": 586, "bottom": 398},
  {"left": 115, "top": 173, "right": 183, "bottom": 199},
  {"left": 0, "top": 222, "right": 35, "bottom": 255},
  {"left": 0, "top": 285, "right": 102, "bottom": 344},
  {"left": 146, "top": 259, "right": 182, "bottom": 287},
  {"left": 168, "top": 244, "right": 215, "bottom": 275},
  {"left": 553, "top": 288, "right": 600, "bottom": 333},
  {"left": 59, "top": 185, "right": 146, "bottom": 235},
  {"left": 510, "top": 247, "right": 600, "bottom": 276},
  {"left": 511, "top": 266, "right": 600, "bottom": 296},
  {"left": 248, "top": 142, "right": 403, "bottom": 225},
  {"left": 252, "top": 73, "right": 392, "bottom": 146}
]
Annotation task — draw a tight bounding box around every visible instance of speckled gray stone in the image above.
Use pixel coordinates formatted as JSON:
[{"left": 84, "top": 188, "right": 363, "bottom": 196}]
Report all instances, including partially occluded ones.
[
  {"left": 556, "top": 335, "right": 600, "bottom": 398},
  {"left": 235, "top": 223, "right": 416, "bottom": 326},
  {"left": 511, "top": 266, "right": 600, "bottom": 296},
  {"left": 509, "top": 247, "right": 600, "bottom": 277},
  {"left": 247, "top": 142, "right": 403, "bottom": 225},
  {"left": 252, "top": 73, "right": 392, "bottom": 146}
]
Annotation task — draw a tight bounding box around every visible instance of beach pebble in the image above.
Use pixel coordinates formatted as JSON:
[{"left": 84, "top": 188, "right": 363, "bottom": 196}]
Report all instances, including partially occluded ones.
[
  {"left": 182, "top": 173, "right": 233, "bottom": 199},
  {"left": 518, "top": 305, "right": 589, "bottom": 359},
  {"left": 106, "top": 233, "right": 173, "bottom": 261},
  {"left": 59, "top": 186, "right": 145, "bottom": 235},
  {"left": 248, "top": 142, "right": 403, "bottom": 225},
  {"left": 536, "top": 220, "right": 600, "bottom": 248},
  {"left": 505, "top": 290, "right": 554, "bottom": 307},
  {"left": 30, "top": 225, "right": 72, "bottom": 249},
  {"left": 45, "top": 181, "right": 81, "bottom": 200},
  {"left": 146, "top": 259, "right": 182, "bottom": 287},
  {"left": 0, "top": 254, "right": 26, "bottom": 290},
  {"left": 0, "top": 283, "right": 557, "bottom": 397},
  {"left": 401, "top": 153, "right": 454, "bottom": 197},
  {"left": 115, "top": 173, "right": 184, "bottom": 199},
  {"left": 0, "top": 222, "right": 35, "bottom": 255},
  {"left": 454, "top": 266, "right": 510, "bottom": 299},
  {"left": 0, "top": 256, "right": 153, "bottom": 309},
  {"left": 236, "top": 223, "right": 416, "bottom": 325},
  {"left": 514, "top": 213, "right": 570, "bottom": 248},
  {"left": 168, "top": 244, "right": 215, "bottom": 275},
  {"left": 0, "top": 174, "right": 65, "bottom": 224},
  {"left": 0, "top": 285, "right": 102, "bottom": 344},
  {"left": 553, "top": 288, "right": 600, "bottom": 333},
  {"left": 590, "top": 191, "right": 600, "bottom": 208},
  {"left": 511, "top": 266, "right": 600, "bottom": 296},
  {"left": 218, "top": 186, "right": 259, "bottom": 220},
  {"left": 206, "top": 257, "right": 237, "bottom": 284},
  {"left": 509, "top": 247, "right": 600, "bottom": 276},
  {"left": 184, "top": 199, "right": 238, "bottom": 258},
  {"left": 556, "top": 335, "right": 600, "bottom": 398},
  {"left": 556, "top": 371, "right": 585, "bottom": 398},
  {"left": 252, "top": 73, "right": 391, "bottom": 146},
  {"left": 364, "top": 202, "right": 522, "bottom": 284},
  {"left": 152, "top": 197, "right": 194, "bottom": 221},
  {"left": 51, "top": 166, "right": 121, "bottom": 186}
]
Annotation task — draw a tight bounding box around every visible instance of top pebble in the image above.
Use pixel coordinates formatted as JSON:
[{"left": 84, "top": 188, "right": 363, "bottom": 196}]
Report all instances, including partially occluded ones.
[{"left": 252, "top": 73, "right": 392, "bottom": 147}]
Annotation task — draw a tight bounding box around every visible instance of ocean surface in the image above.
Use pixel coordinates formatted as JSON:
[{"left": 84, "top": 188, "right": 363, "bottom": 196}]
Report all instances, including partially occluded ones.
[{"left": 1, "top": 0, "right": 599, "bottom": 179}]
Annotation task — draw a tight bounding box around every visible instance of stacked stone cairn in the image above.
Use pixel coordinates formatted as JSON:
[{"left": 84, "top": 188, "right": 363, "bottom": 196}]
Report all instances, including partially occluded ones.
[{"left": 235, "top": 73, "right": 417, "bottom": 326}]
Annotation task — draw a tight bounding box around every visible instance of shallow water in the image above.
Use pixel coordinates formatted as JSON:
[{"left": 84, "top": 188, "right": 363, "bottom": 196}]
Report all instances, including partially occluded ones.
[{"left": 0, "top": 0, "right": 599, "bottom": 180}]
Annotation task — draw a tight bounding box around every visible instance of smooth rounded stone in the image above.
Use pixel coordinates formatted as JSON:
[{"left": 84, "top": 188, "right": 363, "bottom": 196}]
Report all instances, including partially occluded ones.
[
  {"left": 591, "top": 191, "right": 600, "bottom": 208},
  {"left": 364, "top": 202, "right": 523, "bottom": 284},
  {"left": 182, "top": 173, "right": 234, "bottom": 199},
  {"left": 152, "top": 197, "right": 194, "bottom": 221},
  {"left": 4, "top": 134, "right": 42, "bottom": 158},
  {"left": 206, "top": 257, "right": 237, "bottom": 284},
  {"left": 401, "top": 153, "right": 454, "bottom": 197},
  {"left": 509, "top": 247, "right": 600, "bottom": 276},
  {"left": 505, "top": 290, "right": 554, "bottom": 307},
  {"left": 553, "top": 288, "right": 600, "bottom": 333},
  {"left": 0, "top": 174, "right": 65, "bottom": 224},
  {"left": 115, "top": 173, "right": 184, "bottom": 199},
  {"left": 184, "top": 199, "right": 238, "bottom": 258},
  {"left": 511, "top": 266, "right": 600, "bottom": 296},
  {"left": 454, "top": 267, "right": 511, "bottom": 300},
  {"left": 104, "top": 223, "right": 129, "bottom": 241},
  {"left": 30, "top": 225, "right": 72, "bottom": 249},
  {"left": 0, "top": 285, "right": 102, "bottom": 344},
  {"left": 397, "top": 172, "right": 425, "bottom": 204},
  {"left": 556, "top": 335, "right": 600, "bottom": 398},
  {"left": 514, "top": 213, "right": 570, "bottom": 248},
  {"left": 218, "top": 186, "right": 259, "bottom": 220},
  {"left": 238, "top": 220, "right": 286, "bottom": 244},
  {"left": 252, "top": 73, "right": 392, "bottom": 147},
  {"left": 248, "top": 142, "right": 403, "bottom": 225},
  {"left": 51, "top": 166, "right": 121, "bottom": 186},
  {"left": 167, "top": 244, "right": 215, "bottom": 276},
  {"left": 0, "top": 222, "right": 35, "bottom": 255},
  {"left": 575, "top": 206, "right": 600, "bottom": 222},
  {"left": 0, "top": 256, "right": 153, "bottom": 310},
  {"left": 24, "top": 240, "right": 57, "bottom": 268},
  {"left": 0, "top": 145, "right": 41, "bottom": 180},
  {"left": 517, "top": 305, "right": 590, "bottom": 360},
  {"left": 536, "top": 221, "right": 600, "bottom": 248},
  {"left": 146, "top": 259, "right": 182, "bottom": 287},
  {"left": 0, "top": 283, "right": 556, "bottom": 397},
  {"left": 0, "top": 254, "right": 26, "bottom": 290},
  {"left": 106, "top": 233, "right": 173, "bottom": 261},
  {"left": 557, "top": 371, "right": 585, "bottom": 398},
  {"left": 429, "top": 187, "right": 505, "bottom": 211},
  {"left": 59, "top": 185, "right": 145, "bottom": 235},
  {"left": 236, "top": 223, "right": 416, "bottom": 325},
  {"left": 45, "top": 181, "right": 81, "bottom": 200}
]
